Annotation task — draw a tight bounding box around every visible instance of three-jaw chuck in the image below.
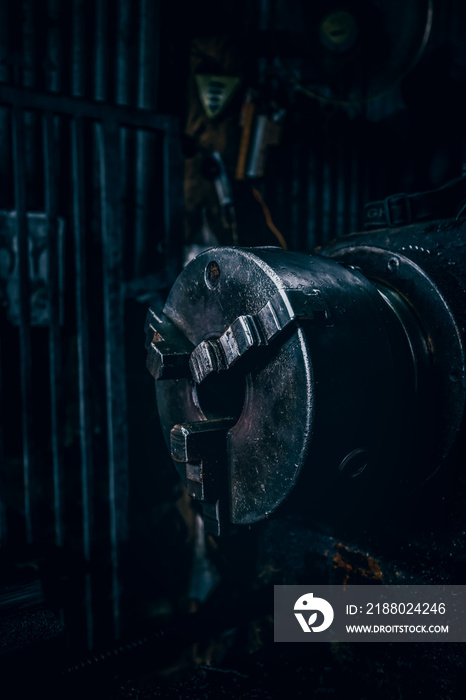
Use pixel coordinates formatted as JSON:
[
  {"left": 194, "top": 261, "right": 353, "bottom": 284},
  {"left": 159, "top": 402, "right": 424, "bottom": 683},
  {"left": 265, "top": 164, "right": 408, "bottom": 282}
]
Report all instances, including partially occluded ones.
[{"left": 145, "top": 238, "right": 466, "bottom": 536}]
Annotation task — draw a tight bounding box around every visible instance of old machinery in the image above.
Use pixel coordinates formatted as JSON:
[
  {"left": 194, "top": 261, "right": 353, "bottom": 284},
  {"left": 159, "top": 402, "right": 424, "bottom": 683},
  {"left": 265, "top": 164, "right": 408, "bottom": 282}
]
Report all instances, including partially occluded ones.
[{"left": 145, "top": 221, "right": 466, "bottom": 538}]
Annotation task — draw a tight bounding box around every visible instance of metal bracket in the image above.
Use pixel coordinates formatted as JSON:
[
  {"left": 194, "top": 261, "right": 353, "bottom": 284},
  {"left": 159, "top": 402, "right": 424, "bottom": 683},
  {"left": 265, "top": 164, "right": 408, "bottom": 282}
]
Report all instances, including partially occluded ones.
[
  {"left": 189, "top": 288, "right": 330, "bottom": 384},
  {"left": 170, "top": 418, "right": 236, "bottom": 535},
  {"left": 145, "top": 307, "right": 194, "bottom": 380}
]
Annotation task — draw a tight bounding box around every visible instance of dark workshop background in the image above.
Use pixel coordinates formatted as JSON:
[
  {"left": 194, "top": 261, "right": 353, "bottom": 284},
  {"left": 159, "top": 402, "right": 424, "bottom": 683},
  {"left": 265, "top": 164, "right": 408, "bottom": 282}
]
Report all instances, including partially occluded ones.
[{"left": 1, "top": 0, "right": 466, "bottom": 686}]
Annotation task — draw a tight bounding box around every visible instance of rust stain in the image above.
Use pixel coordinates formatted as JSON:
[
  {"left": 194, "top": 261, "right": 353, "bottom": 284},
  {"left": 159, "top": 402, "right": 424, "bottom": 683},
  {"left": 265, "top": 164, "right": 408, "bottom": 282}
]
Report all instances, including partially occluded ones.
[{"left": 332, "top": 541, "right": 383, "bottom": 585}]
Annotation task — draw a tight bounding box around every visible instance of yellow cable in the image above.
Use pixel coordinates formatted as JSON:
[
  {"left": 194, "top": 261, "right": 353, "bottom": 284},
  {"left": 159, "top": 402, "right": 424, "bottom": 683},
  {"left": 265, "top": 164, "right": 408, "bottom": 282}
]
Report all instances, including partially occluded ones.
[{"left": 252, "top": 187, "right": 288, "bottom": 250}]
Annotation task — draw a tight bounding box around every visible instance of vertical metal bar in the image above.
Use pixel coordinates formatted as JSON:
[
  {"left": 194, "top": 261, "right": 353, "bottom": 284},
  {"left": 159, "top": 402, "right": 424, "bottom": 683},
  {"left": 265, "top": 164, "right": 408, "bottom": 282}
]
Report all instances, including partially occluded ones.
[
  {"left": 21, "top": 0, "right": 36, "bottom": 89},
  {"left": 163, "top": 118, "right": 184, "bottom": 281},
  {"left": 12, "top": 106, "right": 35, "bottom": 544},
  {"left": 137, "top": 0, "right": 159, "bottom": 110},
  {"left": 71, "top": 0, "right": 86, "bottom": 97},
  {"left": 134, "top": 0, "right": 160, "bottom": 277},
  {"left": 71, "top": 117, "right": 94, "bottom": 647},
  {"left": 43, "top": 111, "right": 64, "bottom": 547},
  {"left": 21, "top": 0, "right": 37, "bottom": 207},
  {"left": 0, "top": 333, "right": 6, "bottom": 546},
  {"left": 95, "top": 0, "right": 109, "bottom": 101},
  {"left": 116, "top": 0, "right": 131, "bottom": 275},
  {"left": 46, "top": 0, "right": 62, "bottom": 93},
  {"left": 0, "top": 0, "right": 9, "bottom": 84},
  {"left": 46, "top": 0, "right": 62, "bottom": 193},
  {"left": 0, "top": 0, "right": 10, "bottom": 207},
  {"left": 116, "top": 0, "right": 131, "bottom": 106},
  {"left": 98, "top": 120, "right": 129, "bottom": 639}
]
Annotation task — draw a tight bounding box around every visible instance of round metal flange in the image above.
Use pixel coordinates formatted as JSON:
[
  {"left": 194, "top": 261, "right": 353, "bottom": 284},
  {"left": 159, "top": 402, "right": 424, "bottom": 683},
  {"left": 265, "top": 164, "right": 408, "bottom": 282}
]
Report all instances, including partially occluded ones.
[{"left": 324, "top": 244, "right": 466, "bottom": 476}]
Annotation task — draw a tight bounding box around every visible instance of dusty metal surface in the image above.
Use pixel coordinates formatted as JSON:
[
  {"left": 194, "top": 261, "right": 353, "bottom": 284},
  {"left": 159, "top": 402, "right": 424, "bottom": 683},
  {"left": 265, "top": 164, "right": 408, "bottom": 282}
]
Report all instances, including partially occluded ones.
[{"left": 149, "top": 230, "right": 465, "bottom": 534}]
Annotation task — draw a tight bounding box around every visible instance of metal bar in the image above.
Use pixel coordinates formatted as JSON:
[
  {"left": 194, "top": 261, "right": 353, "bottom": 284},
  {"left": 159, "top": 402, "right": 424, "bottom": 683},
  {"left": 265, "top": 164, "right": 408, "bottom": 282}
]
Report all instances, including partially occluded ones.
[
  {"left": 137, "top": 0, "right": 159, "bottom": 111},
  {"left": 0, "top": 332, "right": 6, "bottom": 546},
  {"left": 12, "top": 106, "right": 35, "bottom": 544},
  {"left": 71, "top": 0, "right": 86, "bottom": 97},
  {"left": 116, "top": 0, "right": 131, "bottom": 106},
  {"left": 134, "top": 0, "right": 160, "bottom": 276},
  {"left": 98, "top": 120, "right": 129, "bottom": 639},
  {"left": 46, "top": 0, "right": 61, "bottom": 93},
  {"left": 22, "top": 0, "right": 37, "bottom": 210},
  {"left": 21, "top": 0, "right": 35, "bottom": 89},
  {"left": 94, "top": 0, "right": 109, "bottom": 101},
  {"left": 71, "top": 117, "right": 94, "bottom": 647},
  {"left": 116, "top": 0, "right": 131, "bottom": 277},
  {"left": 0, "top": 84, "right": 173, "bottom": 132},
  {"left": 0, "top": 0, "right": 10, "bottom": 205},
  {"left": 43, "top": 111, "right": 64, "bottom": 547}
]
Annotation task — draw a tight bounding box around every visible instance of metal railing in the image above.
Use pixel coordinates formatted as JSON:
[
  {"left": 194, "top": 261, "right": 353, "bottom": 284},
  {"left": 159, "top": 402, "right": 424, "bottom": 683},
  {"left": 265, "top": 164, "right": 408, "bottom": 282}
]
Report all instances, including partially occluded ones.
[{"left": 0, "top": 83, "right": 183, "bottom": 646}]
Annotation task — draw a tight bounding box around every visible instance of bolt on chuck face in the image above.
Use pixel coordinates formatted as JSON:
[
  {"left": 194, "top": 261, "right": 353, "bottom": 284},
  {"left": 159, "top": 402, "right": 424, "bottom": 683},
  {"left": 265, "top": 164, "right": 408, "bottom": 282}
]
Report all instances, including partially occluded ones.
[{"left": 145, "top": 246, "right": 447, "bottom": 535}]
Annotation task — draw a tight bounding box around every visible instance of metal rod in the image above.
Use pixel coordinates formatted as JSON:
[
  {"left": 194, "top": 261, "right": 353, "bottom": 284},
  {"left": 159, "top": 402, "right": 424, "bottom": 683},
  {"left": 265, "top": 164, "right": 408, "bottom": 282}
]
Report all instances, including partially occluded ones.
[
  {"left": 0, "top": 0, "right": 10, "bottom": 206},
  {"left": 43, "top": 111, "right": 64, "bottom": 547},
  {"left": 0, "top": 84, "right": 173, "bottom": 132},
  {"left": 116, "top": 0, "right": 131, "bottom": 276},
  {"left": 116, "top": 0, "right": 131, "bottom": 106},
  {"left": 137, "top": 0, "right": 159, "bottom": 111},
  {"left": 46, "top": 0, "right": 62, "bottom": 93},
  {"left": 71, "top": 117, "right": 94, "bottom": 647},
  {"left": 12, "top": 106, "right": 35, "bottom": 544},
  {"left": 94, "top": 0, "right": 109, "bottom": 102},
  {"left": 22, "top": 0, "right": 37, "bottom": 210},
  {"left": 134, "top": 0, "right": 160, "bottom": 276},
  {"left": 71, "top": 0, "right": 86, "bottom": 97},
  {"left": 98, "top": 120, "right": 129, "bottom": 639},
  {"left": 0, "top": 332, "right": 6, "bottom": 546}
]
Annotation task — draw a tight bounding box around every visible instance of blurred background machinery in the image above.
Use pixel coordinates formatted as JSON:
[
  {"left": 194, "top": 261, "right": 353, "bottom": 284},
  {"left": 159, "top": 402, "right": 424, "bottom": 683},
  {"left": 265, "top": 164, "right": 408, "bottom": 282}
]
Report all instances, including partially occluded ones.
[{"left": 1, "top": 0, "right": 466, "bottom": 697}]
